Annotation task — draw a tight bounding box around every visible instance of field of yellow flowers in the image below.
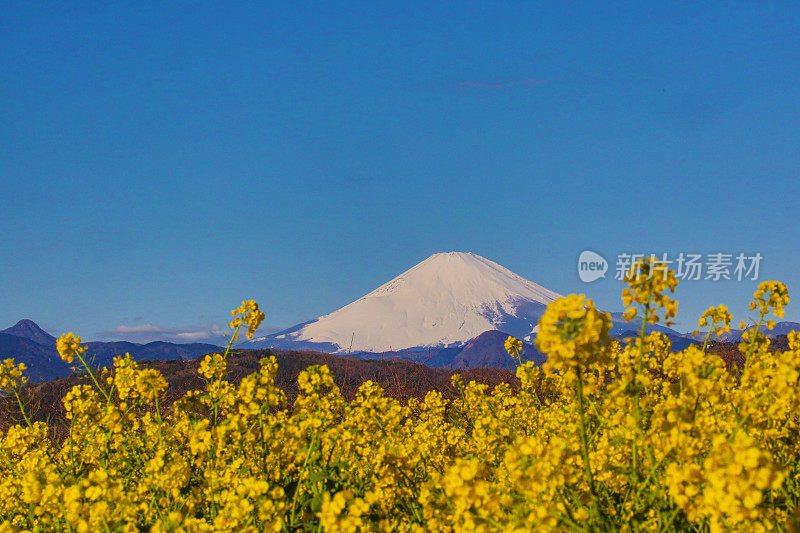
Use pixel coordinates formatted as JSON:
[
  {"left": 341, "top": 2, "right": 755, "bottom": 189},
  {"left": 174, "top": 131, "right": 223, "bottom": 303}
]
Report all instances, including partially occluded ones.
[{"left": 1, "top": 259, "right": 799, "bottom": 532}]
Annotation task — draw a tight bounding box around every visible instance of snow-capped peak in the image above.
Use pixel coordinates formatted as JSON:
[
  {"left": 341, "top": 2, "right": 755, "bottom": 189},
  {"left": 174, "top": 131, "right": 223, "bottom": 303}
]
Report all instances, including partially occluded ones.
[
  {"left": 266, "top": 251, "right": 562, "bottom": 353},
  {"left": 362, "top": 252, "right": 560, "bottom": 304}
]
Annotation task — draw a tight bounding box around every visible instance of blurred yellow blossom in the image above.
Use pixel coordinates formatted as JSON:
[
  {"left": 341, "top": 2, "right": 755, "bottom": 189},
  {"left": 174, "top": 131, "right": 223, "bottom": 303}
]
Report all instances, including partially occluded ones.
[{"left": 56, "top": 332, "right": 87, "bottom": 363}]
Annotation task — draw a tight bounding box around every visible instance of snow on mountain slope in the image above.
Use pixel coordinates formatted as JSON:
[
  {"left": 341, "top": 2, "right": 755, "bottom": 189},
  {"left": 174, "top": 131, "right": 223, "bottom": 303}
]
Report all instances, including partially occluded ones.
[{"left": 261, "top": 252, "right": 563, "bottom": 353}]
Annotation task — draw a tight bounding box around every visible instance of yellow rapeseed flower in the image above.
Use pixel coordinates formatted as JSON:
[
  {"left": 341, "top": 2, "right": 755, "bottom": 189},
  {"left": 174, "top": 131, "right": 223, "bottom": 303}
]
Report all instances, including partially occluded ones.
[
  {"left": 504, "top": 336, "right": 524, "bottom": 364},
  {"left": 56, "top": 332, "right": 88, "bottom": 363},
  {"left": 228, "top": 299, "right": 266, "bottom": 340},
  {"left": 535, "top": 293, "right": 612, "bottom": 373}
]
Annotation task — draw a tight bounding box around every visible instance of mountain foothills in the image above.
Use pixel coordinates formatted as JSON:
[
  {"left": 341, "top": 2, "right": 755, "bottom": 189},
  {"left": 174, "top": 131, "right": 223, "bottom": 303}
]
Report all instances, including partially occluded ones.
[
  {"left": 6, "top": 252, "right": 798, "bottom": 382},
  {"left": 0, "top": 320, "right": 220, "bottom": 382},
  {"left": 0, "top": 318, "right": 542, "bottom": 382}
]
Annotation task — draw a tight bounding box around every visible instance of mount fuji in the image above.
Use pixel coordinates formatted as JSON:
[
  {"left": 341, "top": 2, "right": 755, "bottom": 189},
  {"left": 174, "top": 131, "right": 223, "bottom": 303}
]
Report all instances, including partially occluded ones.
[{"left": 246, "top": 252, "right": 562, "bottom": 355}]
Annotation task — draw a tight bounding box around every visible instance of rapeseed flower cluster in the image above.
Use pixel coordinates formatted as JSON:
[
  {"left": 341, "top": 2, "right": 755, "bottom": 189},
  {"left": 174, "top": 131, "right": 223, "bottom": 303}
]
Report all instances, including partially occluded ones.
[
  {"left": 229, "top": 300, "right": 266, "bottom": 340},
  {"left": 1, "top": 277, "right": 800, "bottom": 531},
  {"left": 534, "top": 294, "right": 612, "bottom": 373},
  {"left": 503, "top": 336, "right": 523, "bottom": 366},
  {"left": 0, "top": 360, "right": 26, "bottom": 394},
  {"left": 56, "top": 332, "right": 88, "bottom": 364},
  {"left": 621, "top": 257, "right": 679, "bottom": 327},
  {"left": 695, "top": 304, "right": 734, "bottom": 351}
]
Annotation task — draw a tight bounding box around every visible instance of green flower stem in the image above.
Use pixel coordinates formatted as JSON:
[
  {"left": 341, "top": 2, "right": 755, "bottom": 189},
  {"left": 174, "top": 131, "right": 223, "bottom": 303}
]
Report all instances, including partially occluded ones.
[
  {"left": 744, "top": 311, "right": 766, "bottom": 371},
  {"left": 76, "top": 352, "right": 112, "bottom": 403},
  {"left": 12, "top": 387, "right": 32, "bottom": 427},
  {"left": 290, "top": 431, "right": 319, "bottom": 528},
  {"left": 576, "top": 367, "right": 607, "bottom": 527},
  {"left": 632, "top": 288, "right": 653, "bottom": 480}
]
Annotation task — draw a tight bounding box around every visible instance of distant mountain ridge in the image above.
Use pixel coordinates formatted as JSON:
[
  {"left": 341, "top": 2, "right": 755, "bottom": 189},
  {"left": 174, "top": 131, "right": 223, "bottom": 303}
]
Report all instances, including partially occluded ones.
[
  {"left": 684, "top": 321, "right": 800, "bottom": 342},
  {"left": 451, "top": 330, "right": 545, "bottom": 369},
  {"left": 0, "top": 320, "right": 220, "bottom": 382},
  {"left": 1, "top": 319, "right": 57, "bottom": 346},
  {"left": 0, "top": 333, "right": 68, "bottom": 382}
]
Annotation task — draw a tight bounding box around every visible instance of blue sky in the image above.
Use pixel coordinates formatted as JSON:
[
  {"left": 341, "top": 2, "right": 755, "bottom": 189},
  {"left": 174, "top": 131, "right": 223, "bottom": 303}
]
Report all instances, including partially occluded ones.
[{"left": 2, "top": 2, "right": 800, "bottom": 341}]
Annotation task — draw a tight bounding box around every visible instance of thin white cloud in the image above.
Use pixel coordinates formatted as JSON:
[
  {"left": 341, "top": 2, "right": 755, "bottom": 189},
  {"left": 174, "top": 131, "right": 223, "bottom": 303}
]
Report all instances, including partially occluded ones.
[
  {"left": 98, "top": 322, "right": 283, "bottom": 344},
  {"left": 174, "top": 331, "right": 217, "bottom": 342},
  {"left": 98, "top": 323, "right": 225, "bottom": 344}
]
